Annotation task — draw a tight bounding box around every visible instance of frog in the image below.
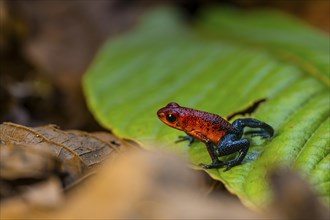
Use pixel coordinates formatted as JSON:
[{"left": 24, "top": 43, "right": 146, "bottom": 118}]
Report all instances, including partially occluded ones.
[{"left": 157, "top": 102, "right": 274, "bottom": 170}]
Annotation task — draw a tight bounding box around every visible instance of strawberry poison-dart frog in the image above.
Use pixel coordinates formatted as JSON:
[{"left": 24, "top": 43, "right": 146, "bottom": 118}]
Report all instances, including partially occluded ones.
[{"left": 157, "top": 102, "right": 274, "bottom": 170}]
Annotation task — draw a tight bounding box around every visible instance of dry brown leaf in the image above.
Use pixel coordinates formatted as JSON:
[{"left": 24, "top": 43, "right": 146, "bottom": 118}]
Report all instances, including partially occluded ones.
[
  {"left": 0, "top": 143, "right": 62, "bottom": 199},
  {"left": 1, "top": 122, "right": 123, "bottom": 165},
  {"left": 0, "top": 144, "right": 61, "bottom": 180},
  {"left": 0, "top": 122, "right": 135, "bottom": 189},
  {"left": 33, "top": 124, "right": 119, "bottom": 168},
  {"left": 0, "top": 123, "right": 84, "bottom": 178}
]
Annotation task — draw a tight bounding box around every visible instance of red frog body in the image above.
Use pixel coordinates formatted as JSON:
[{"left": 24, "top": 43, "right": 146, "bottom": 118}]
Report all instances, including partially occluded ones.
[
  {"left": 157, "top": 102, "right": 235, "bottom": 146},
  {"left": 157, "top": 102, "right": 274, "bottom": 170}
]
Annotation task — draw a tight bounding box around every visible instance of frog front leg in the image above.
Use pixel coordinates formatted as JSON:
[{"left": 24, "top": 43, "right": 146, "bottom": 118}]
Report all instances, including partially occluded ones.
[
  {"left": 187, "top": 131, "right": 224, "bottom": 168},
  {"left": 199, "top": 140, "right": 225, "bottom": 169}
]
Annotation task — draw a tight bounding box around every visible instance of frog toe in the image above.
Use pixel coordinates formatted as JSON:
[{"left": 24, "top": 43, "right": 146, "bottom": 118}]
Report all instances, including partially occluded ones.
[{"left": 175, "top": 135, "right": 195, "bottom": 146}]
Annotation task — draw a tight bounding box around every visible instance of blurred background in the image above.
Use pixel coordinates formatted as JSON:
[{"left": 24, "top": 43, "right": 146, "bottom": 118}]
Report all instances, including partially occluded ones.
[{"left": 1, "top": 0, "right": 329, "bottom": 130}]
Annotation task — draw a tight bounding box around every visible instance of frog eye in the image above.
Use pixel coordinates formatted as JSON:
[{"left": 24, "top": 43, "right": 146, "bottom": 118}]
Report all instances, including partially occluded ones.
[{"left": 166, "top": 114, "right": 177, "bottom": 123}]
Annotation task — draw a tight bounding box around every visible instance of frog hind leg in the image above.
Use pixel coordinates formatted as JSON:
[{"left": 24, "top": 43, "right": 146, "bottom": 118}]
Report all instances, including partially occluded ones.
[{"left": 232, "top": 118, "right": 274, "bottom": 139}]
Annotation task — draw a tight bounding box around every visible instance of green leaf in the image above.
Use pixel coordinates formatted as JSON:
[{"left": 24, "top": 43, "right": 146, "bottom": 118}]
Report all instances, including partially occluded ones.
[{"left": 83, "top": 7, "right": 330, "bottom": 209}]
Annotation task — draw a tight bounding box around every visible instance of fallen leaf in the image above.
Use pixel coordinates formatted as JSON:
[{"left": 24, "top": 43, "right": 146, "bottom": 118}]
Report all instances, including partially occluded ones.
[{"left": 0, "top": 122, "right": 134, "bottom": 188}]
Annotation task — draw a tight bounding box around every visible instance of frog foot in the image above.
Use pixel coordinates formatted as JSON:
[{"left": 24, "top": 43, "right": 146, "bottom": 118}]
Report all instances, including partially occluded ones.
[
  {"left": 199, "top": 161, "right": 224, "bottom": 169},
  {"left": 175, "top": 135, "right": 195, "bottom": 146}
]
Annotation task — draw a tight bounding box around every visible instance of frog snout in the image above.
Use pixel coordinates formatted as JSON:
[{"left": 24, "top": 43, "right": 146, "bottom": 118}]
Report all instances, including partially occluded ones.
[{"left": 157, "top": 110, "right": 165, "bottom": 119}]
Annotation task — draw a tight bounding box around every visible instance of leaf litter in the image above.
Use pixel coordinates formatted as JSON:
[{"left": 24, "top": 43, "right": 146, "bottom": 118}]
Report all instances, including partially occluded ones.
[{"left": 0, "top": 122, "right": 135, "bottom": 203}]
